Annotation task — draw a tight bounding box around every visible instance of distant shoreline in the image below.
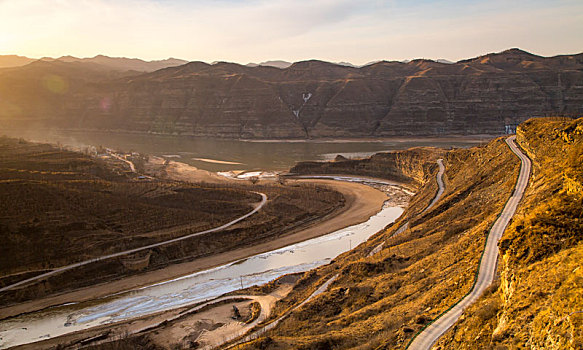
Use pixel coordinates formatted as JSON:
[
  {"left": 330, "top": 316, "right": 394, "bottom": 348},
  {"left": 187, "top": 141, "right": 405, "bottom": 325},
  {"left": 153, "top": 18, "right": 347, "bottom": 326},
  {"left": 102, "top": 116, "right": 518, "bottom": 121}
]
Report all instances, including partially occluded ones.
[
  {"left": 192, "top": 157, "right": 244, "bottom": 165},
  {"left": 0, "top": 126, "right": 498, "bottom": 144}
]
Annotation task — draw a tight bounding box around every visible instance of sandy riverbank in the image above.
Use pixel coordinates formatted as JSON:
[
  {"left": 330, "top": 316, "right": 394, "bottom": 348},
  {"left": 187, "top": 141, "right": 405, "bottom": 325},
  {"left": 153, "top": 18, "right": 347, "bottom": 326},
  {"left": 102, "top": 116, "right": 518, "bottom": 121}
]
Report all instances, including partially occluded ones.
[{"left": 0, "top": 164, "right": 387, "bottom": 319}]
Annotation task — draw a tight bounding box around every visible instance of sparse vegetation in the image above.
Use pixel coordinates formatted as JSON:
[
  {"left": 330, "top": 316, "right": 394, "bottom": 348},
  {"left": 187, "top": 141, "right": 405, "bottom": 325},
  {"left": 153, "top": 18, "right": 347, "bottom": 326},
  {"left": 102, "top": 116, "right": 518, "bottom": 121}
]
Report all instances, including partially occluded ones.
[
  {"left": 436, "top": 117, "right": 583, "bottom": 349},
  {"left": 4, "top": 117, "right": 580, "bottom": 349},
  {"left": 238, "top": 132, "right": 522, "bottom": 349},
  {"left": 0, "top": 137, "right": 344, "bottom": 305}
]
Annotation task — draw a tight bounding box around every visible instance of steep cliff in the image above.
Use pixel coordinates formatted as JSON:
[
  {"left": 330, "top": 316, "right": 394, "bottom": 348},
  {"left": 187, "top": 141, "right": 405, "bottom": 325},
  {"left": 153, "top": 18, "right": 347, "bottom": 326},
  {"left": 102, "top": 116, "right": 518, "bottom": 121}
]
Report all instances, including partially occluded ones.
[
  {"left": 1, "top": 49, "right": 582, "bottom": 138},
  {"left": 290, "top": 147, "right": 443, "bottom": 186}
]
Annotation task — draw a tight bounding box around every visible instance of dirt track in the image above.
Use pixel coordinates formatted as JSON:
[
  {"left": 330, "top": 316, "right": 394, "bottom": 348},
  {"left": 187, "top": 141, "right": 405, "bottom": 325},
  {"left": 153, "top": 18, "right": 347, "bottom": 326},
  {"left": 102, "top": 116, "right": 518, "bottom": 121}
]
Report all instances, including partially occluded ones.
[{"left": 407, "top": 136, "right": 531, "bottom": 349}]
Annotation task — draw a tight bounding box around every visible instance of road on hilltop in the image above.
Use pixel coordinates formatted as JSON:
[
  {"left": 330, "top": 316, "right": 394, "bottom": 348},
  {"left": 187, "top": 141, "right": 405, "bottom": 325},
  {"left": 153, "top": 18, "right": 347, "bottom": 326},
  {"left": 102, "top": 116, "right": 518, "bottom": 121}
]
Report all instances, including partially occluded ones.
[
  {"left": 391, "top": 158, "right": 445, "bottom": 238},
  {"left": 0, "top": 193, "right": 267, "bottom": 293},
  {"left": 424, "top": 159, "right": 445, "bottom": 213},
  {"left": 408, "top": 136, "right": 531, "bottom": 350}
]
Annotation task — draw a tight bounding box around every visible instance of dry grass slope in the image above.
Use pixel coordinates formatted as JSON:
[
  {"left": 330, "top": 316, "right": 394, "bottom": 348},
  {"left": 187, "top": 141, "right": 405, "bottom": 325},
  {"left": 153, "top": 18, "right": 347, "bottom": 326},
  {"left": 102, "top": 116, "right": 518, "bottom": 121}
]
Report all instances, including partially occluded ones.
[
  {"left": 436, "top": 117, "right": 583, "bottom": 349},
  {"left": 238, "top": 135, "right": 521, "bottom": 349},
  {"left": 78, "top": 118, "right": 579, "bottom": 350}
]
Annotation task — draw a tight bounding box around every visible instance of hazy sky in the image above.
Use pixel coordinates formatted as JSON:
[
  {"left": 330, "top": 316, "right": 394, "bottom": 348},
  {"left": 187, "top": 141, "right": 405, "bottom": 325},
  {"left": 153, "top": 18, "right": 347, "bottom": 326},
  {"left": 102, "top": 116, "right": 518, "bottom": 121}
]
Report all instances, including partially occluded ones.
[{"left": 1, "top": 0, "right": 581, "bottom": 64}]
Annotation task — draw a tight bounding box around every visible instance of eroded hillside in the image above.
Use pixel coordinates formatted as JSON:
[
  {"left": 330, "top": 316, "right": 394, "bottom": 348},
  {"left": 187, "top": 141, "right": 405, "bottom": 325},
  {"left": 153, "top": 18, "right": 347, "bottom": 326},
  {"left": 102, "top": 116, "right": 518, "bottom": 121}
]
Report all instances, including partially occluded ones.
[
  {"left": 238, "top": 132, "right": 523, "bottom": 349},
  {"left": 290, "top": 147, "right": 444, "bottom": 186},
  {"left": 1, "top": 49, "right": 582, "bottom": 138},
  {"left": 435, "top": 117, "right": 583, "bottom": 349}
]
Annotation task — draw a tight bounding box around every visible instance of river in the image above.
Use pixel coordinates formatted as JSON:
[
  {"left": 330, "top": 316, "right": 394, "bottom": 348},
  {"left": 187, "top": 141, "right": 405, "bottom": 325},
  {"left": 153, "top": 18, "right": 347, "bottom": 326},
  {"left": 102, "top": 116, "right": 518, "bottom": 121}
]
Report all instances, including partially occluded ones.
[
  {"left": 0, "top": 182, "right": 405, "bottom": 348},
  {"left": 2, "top": 129, "right": 488, "bottom": 172}
]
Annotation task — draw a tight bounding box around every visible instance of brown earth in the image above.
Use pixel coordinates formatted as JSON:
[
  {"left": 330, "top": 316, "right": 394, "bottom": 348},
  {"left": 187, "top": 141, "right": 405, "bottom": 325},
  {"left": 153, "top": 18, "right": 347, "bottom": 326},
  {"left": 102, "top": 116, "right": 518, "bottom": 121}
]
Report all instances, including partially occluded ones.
[
  {"left": 0, "top": 137, "right": 259, "bottom": 278},
  {"left": 237, "top": 132, "right": 522, "bottom": 349},
  {"left": 0, "top": 161, "right": 386, "bottom": 319},
  {"left": 435, "top": 117, "right": 583, "bottom": 349},
  {"left": 1, "top": 49, "right": 582, "bottom": 138}
]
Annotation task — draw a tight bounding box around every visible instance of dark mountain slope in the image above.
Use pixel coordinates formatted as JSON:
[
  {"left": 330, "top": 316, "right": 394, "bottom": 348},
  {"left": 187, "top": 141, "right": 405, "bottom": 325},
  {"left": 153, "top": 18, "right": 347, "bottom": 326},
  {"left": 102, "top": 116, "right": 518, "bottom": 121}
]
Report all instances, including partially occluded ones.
[{"left": 1, "top": 49, "right": 582, "bottom": 138}]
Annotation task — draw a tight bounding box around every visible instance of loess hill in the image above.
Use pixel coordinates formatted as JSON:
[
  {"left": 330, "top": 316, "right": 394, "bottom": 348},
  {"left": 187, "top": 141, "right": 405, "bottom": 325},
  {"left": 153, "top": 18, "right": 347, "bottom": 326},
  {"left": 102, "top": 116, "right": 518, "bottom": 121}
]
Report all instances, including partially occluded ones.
[
  {"left": 235, "top": 117, "right": 581, "bottom": 349},
  {"left": 435, "top": 117, "right": 583, "bottom": 349},
  {"left": 0, "top": 137, "right": 344, "bottom": 306},
  {"left": 1, "top": 49, "right": 582, "bottom": 138}
]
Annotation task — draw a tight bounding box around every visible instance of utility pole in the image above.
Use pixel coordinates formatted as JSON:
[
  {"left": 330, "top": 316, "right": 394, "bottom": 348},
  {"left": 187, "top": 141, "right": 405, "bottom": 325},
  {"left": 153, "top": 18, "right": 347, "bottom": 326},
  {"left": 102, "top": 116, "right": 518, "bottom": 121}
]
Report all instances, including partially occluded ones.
[{"left": 240, "top": 276, "right": 244, "bottom": 289}]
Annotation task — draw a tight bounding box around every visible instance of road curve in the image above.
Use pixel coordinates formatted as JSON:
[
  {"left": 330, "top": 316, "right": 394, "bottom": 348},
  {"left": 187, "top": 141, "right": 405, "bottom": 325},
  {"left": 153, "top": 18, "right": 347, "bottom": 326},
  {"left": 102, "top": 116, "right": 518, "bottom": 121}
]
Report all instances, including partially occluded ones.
[
  {"left": 0, "top": 192, "right": 267, "bottom": 293},
  {"left": 423, "top": 159, "right": 445, "bottom": 213},
  {"left": 407, "top": 136, "right": 531, "bottom": 350},
  {"left": 391, "top": 158, "right": 445, "bottom": 238},
  {"left": 108, "top": 152, "right": 136, "bottom": 172}
]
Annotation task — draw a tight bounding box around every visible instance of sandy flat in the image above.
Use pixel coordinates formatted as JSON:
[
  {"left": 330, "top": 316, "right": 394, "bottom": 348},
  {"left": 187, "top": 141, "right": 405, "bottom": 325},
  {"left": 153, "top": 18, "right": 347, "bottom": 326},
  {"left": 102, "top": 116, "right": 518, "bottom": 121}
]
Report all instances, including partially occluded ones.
[
  {"left": 192, "top": 157, "right": 244, "bottom": 165},
  {"left": 0, "top": 175, "right": 385, "bottom": 319}
]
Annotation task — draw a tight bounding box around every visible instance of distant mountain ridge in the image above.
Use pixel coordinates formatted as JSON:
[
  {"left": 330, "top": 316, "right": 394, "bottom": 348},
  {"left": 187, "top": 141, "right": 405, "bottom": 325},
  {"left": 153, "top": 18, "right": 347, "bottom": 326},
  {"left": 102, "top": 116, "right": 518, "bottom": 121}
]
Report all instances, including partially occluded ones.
[
  {"left": 246, "top": 60, "right": 293, "bottom": 69},
  {"left": 0, "top": 55, "right": 36, "bottom": 68},
  {"left": 0, "top": 48, "right": 581, "bottom": 138},
  {"left": 0, "top": 54, "right": 188, "bottom": 72},
  {"left": 1, "top": 55, "right": 451, "bottom": 71}
]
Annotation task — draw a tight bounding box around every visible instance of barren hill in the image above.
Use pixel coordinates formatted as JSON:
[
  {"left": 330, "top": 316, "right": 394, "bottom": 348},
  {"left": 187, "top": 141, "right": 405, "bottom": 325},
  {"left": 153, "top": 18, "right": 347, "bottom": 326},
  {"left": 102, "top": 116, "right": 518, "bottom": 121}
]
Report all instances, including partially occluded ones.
[
  {"left": 0, "top": 55, "right": 36, "bottom": 68},
  {"left": 0, "top": 54, "right": 187, "bottom": 71},
  {"left": 233, "top": 117, "right": 583, "bottom": 349},
  {"left": 1, "top": 49, "right": 582, "bottom": 138}
]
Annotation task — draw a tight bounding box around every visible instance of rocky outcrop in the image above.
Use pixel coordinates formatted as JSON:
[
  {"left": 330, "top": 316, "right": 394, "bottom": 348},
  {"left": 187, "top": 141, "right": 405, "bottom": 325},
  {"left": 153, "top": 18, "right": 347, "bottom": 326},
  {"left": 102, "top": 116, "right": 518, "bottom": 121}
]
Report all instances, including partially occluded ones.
[
  {"left": 290, "top": 147, "right": 442, "bottom": 186},
  {"left": 1, "top": 49, "right": 582, "bottom": 138}
]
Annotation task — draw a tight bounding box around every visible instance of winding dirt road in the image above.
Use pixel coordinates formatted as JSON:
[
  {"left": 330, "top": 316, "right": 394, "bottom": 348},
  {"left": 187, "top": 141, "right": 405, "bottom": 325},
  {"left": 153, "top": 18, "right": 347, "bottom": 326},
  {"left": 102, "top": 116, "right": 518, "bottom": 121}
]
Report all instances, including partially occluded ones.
[
  {"left": 0, "top": 179, "right": 385, "bottom": 320},
  {"left": 391, "top": 158, "right": 445, "bottom": 239},
  {"left": 408, "top": 136, "right": 531, "bottom": 350},
  {"left": 0, "top": 193, "right": 267, "bottom": 293},
  {"left": 423, "top": 159, "right": 445, "bottom": 213}
]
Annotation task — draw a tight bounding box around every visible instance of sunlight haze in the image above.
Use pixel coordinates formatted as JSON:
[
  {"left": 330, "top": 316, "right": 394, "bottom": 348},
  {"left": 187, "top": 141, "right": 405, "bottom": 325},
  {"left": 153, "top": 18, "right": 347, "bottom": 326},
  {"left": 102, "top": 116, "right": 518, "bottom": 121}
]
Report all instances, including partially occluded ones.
[{"left": 1, "top": 0, "right": 581, "bottom": 64}]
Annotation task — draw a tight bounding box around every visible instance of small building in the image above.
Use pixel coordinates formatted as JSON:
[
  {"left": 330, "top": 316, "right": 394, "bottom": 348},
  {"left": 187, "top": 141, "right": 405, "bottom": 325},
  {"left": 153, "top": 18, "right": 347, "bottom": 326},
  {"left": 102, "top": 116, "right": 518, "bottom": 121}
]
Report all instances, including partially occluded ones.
[{"left": 505, "top": 124, "right": 519, "bottom": 134}]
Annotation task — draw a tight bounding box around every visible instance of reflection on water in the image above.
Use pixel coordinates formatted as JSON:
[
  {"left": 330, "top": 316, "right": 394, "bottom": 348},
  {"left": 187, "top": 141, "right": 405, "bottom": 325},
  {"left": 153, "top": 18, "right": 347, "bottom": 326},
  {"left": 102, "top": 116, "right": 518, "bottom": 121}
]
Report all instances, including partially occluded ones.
[
  {"left": 3, "top": 129, "right": 489, "bottom": 172},
  {"left": 0, "top": 202, "right": 403, "bottom": 348}
]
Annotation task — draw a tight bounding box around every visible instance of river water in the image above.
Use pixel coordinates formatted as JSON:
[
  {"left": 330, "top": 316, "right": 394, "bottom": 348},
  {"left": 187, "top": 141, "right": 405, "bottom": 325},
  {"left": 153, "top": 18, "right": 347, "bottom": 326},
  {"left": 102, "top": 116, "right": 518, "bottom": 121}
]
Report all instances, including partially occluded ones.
[
  {"left": 2, "top": 129, "right": 488, "bottom": 172},
  {"left": 0, "top": 189, "right": 404, "bottom": 348}
]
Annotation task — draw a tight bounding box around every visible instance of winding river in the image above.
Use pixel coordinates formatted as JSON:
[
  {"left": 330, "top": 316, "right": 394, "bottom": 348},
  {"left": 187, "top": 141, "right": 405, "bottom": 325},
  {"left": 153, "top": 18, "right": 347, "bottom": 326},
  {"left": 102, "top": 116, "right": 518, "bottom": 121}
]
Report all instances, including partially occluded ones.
[{"left": 0, "top": 181, "right": 405, "bottom": 349}]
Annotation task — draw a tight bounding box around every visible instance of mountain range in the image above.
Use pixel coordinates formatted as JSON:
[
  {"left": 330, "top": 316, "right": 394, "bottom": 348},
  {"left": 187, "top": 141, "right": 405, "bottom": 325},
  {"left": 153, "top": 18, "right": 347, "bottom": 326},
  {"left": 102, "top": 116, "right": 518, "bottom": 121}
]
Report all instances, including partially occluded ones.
[
  {"left": 0, "top": 54, "right": 187, "bottom": 71},
  {"left": 0, "top": 49, "right": 581, "bottom": 138}
]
